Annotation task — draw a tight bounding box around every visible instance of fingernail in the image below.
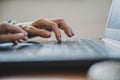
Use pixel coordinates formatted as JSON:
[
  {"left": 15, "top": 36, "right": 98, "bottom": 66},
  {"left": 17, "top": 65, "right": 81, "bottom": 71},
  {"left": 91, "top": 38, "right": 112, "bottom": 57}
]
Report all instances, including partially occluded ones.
[
  {"left": 23, "top": 31, "right": 28, "bottom": 36},
  {"left": 24, "top": 36, "right": 29, "bottom": 41},
  {"left": 72, "top": 32, "right": 74, "bottom": 36},
  {"left": 58, "top": 34, "right": 62, "bottom": 42},
  {"left": 59, "top": 37, "right": 62, "bottom": 42},
  {"left": 59, "top": 34, "right": 61, "bottom": 38},
  {"left": 58, "top": 39, "right": 62, "bottom": 43},
  {"left": 18, "top": 33, "right": 24, "bottom": 36},
  {"left": 13, "top": 40, "right": 18, "bottom": 45},
  {"left": 69, "top": 32, "right": 72, "bottom": 37}
]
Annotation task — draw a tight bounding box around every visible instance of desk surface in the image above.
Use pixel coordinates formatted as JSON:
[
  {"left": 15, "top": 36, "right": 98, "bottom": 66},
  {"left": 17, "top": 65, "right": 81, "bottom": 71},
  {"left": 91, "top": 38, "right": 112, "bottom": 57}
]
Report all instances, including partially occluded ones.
[{"left": 0, "top": 71, "right": 88, "bottom": 80}]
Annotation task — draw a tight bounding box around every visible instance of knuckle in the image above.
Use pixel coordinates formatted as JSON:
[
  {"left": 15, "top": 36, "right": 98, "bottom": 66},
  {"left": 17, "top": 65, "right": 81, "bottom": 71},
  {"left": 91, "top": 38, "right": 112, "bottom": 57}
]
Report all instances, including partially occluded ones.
[
  {"left": 39, "top": 18, "right": 45, "bottom": 21},
  {"left": 58, "top": 18, "right": 64, "bottom": 22},
  {"left": 0, "top": 22, "right": 8, "bottom": 27},
  {"left": 50, "top": 22, "right": 57, "bottom": 27}
]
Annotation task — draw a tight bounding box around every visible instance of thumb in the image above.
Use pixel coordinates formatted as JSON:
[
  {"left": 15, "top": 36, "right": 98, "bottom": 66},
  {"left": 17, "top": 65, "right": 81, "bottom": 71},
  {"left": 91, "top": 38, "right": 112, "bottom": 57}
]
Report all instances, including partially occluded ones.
[{"left": 0, "top": 33, "right": 25, "bottom": 43}]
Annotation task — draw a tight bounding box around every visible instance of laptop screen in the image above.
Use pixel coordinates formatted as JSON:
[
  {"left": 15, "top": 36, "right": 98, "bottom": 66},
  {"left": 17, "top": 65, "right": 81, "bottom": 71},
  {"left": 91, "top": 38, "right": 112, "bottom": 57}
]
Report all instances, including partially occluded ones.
[{"left": 105, "top": 0, "right": 120, "bottom": 41}]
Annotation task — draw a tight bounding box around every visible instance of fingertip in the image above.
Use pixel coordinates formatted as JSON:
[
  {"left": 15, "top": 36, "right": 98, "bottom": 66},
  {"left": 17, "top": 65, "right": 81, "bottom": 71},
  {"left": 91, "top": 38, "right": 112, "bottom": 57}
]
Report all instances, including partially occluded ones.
[
  {"left": 67, "top": 32, "right": 72, "bottom": 37},
  {"left": 57, "top": 34, "right": 62, "bottom": 42},
  {"left": 38, "top": 31, "right": 51, "bottom": 38},
  {"left": 12, "top": 40, "right": 18, "bottom": 45},
  {"left": 22, "top": 36, "right": 28, "bottom": 41},
  {"left": 59, "top": 38, "right": 62, "bottom": 42},
  {"left": 15, "top": 33, "right": 26, "bottom": 40},
  {"left": 71, "top": 30, "right": 75, "bottom": 36},
  {"left": 68, "top": 30, "right": 74, "bottom": 37},
  {"left": 57, "top": 38, "right": 62, "bottom": 42},
  {"left": 72, "top": 33, "right": 75, "bottom": 36},
  {"left": 23, "top": 31, "right": 28, "bottom": 36},
  {"left": 17, "top": 33, "right": 25, "bottom": 37},
  {"left": 44, "top": 32, "right": 51, "bottom": 38}
]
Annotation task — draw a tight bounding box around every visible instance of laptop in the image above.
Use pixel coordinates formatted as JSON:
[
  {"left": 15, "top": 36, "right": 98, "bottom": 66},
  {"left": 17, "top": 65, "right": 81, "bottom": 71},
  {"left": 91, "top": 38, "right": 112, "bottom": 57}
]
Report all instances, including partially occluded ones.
[{"left": 0, "top": 0, "right": 120, "bottom": 71}]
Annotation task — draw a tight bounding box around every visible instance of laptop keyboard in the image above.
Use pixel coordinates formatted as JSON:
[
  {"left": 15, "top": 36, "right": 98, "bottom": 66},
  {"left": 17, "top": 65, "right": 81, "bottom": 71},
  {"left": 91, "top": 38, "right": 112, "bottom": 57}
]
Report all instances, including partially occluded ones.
[{"left": 0, "top": 39, "right": 108, "bottom": 62}]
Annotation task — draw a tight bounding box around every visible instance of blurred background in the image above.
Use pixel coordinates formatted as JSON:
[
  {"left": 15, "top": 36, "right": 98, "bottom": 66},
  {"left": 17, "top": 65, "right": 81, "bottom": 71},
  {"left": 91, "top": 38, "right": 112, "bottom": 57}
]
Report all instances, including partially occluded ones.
[{"left": 0, "top": 0, "right": 112, "bottom": 40}]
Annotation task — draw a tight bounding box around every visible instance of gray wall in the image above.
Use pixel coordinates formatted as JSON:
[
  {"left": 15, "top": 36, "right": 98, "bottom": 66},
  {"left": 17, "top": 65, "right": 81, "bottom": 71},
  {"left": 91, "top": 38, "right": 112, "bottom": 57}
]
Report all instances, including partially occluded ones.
[{"left": 0, "top": 0, "right": 112, "bottom": 40}]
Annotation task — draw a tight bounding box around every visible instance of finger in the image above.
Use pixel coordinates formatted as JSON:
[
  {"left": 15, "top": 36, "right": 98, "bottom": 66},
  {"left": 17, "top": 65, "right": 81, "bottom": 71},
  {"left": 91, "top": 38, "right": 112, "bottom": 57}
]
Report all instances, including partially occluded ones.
[
  {"left": 0, "top": 22, "right": 28, "bottom": 36},
  {"left": 12, "top": 36, "right": 28, "bottom": 45},
  {"left": 32, "top": 19, "right": 61, "bottom": 42},
  {"left": 51, "top": 18, "right": 75, "bottom": 37},
  {"left": 22, "top": 36, "right": 28, "bottom": 41},
  {"left": 0, "top": 33, "right": 25, "bottom": 43},
  {"left": 24, "top": 26, "right": 51, "bottom": 38},
  {"left": 12, "top": 40, "right": 18, "bottom": 45}
]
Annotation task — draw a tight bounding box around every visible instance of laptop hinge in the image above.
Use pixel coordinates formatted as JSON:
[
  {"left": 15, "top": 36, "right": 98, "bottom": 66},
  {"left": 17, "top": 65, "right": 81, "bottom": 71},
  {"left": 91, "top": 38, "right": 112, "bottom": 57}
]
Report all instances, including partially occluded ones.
[{"left": 102, "top": 38, "right": 120, "bottom": 48}]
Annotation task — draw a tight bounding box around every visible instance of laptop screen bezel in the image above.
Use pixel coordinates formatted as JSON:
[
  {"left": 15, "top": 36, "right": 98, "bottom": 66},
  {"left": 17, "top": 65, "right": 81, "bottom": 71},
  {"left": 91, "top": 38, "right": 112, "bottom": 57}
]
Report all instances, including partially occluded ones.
[{"left": 104, "top": 0, "right": 120, "bottom": 41}]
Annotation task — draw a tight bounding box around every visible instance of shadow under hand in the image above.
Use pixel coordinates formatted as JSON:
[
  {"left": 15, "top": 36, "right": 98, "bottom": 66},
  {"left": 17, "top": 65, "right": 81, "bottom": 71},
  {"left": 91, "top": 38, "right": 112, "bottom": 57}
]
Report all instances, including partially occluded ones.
[{"left": 0, "top": 42, "right": 43, "bottom": 52}]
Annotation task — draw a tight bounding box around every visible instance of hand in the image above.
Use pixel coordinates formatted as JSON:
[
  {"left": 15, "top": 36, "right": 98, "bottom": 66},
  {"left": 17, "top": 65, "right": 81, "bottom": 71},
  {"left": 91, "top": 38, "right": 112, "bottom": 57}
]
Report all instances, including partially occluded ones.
[
  {"left": 17, "top": 18, "right": 74, "bottom": 42},
  {"left": 0, "top": 22, "right": 28, "bottom": 44}
]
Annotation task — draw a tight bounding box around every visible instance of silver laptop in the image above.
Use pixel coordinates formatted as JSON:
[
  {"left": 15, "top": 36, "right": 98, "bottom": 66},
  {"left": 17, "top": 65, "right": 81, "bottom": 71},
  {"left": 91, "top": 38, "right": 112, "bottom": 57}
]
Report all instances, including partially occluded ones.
[{"left": 0, "top": 0, "right": 120, "bottom": 69}]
